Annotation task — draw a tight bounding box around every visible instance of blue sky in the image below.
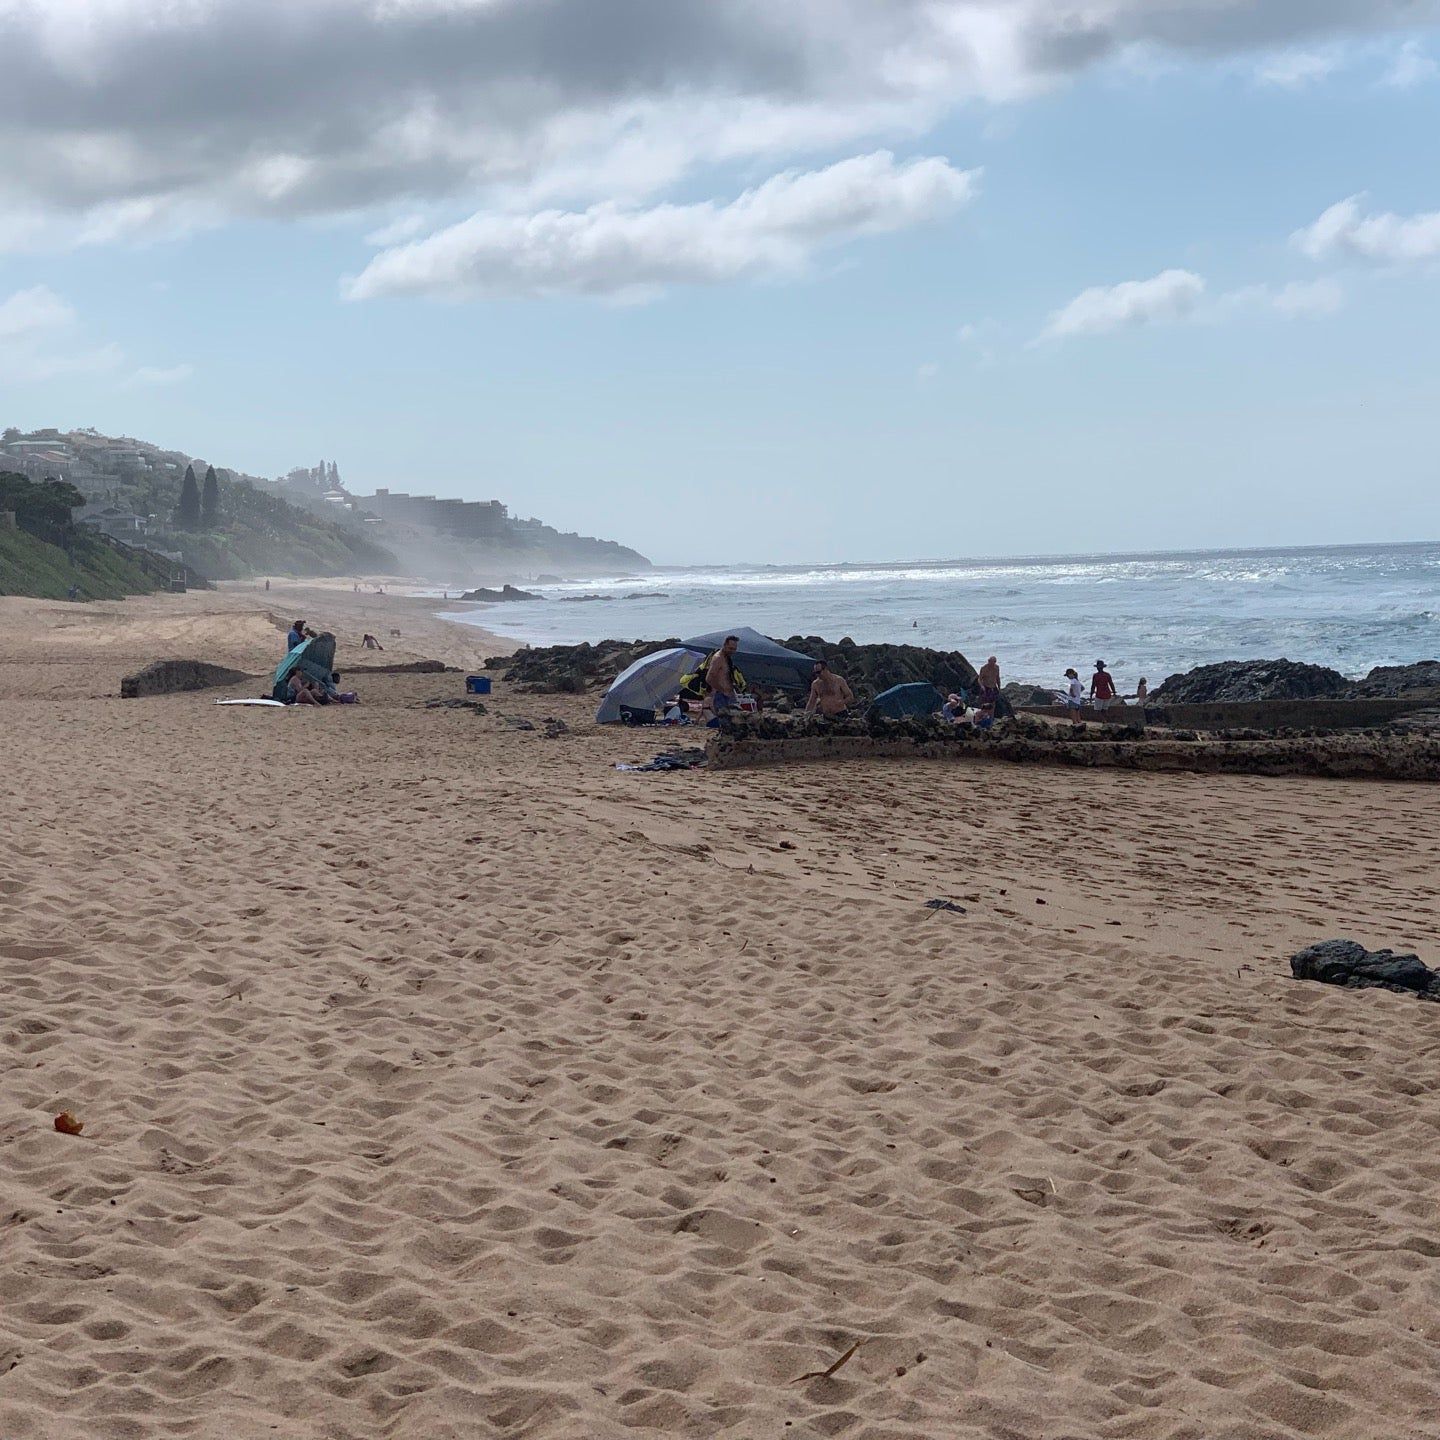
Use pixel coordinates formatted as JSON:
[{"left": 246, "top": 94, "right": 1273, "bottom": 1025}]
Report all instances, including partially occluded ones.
[{"left": 2, "top": 1, "right": 1438, "bottom": 564}]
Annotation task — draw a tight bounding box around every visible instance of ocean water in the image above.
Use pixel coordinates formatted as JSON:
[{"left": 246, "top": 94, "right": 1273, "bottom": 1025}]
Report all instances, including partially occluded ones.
[{"left": 436, "top": 541, "right": 1440, "bottom": 688}]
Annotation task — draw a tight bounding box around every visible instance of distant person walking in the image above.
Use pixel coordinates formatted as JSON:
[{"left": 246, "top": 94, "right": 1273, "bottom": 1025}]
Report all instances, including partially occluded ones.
[
  {"left": 1133, "top": 677, "right": 1148, "bottom": 705},
  {"left": 1090, "top": 660, "right": 1117, "bottom": 712},
  {"left": 706, "top": 635, "right": 740, "bottom": 716},
  {"left": 805, "top": 660, "right": 854, "bottom": 718}
]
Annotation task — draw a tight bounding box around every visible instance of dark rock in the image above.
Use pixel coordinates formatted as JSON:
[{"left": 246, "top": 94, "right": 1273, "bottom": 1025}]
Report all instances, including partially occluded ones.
[
  {"left": 459, "top": 584, "right": 542, "bottom": 603},
  {"left": 486, "top": 634, "right": 980, "bottom": 702},
  {"left": 1003, "top": 681, "right": 1053, "bottom": 708},
  {"left": 121, "top": 659, "right": 252, "bottom": 698},
  {"left": 1290, "top": 939, "right": 1440, "bottom": 1001},
  {"left": 417, "top": 698, "right": 487, "bottom": 714},
  {"left": 1347, "top": 660, "right": 1440, "bottom": 698},
  {"left": 778, "top": 637, "right": 977, "bottom": 702},
  {"left": 349, "top": 659, "right": 452, "bottom": 674},
  {"left": 1150, "top": 659, "right": 1348, "bottom": 705},
  {"left": 485, "top": 638, "right": 682, "bottom": 692}
]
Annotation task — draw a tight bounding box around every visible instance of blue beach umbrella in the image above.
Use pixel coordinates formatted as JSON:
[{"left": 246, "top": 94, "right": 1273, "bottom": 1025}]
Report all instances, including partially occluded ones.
[{"left": 596, "top": 647, "right": 708, "bottom": 723}]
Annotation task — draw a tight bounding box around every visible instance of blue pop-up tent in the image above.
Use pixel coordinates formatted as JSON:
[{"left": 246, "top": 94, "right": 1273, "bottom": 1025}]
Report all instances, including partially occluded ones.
[
  {"left": 680, "top": 627, "right": 815, "bottom": 693},
  {"left": 867, "top": 682, "right": 944, "bottom": 720}
]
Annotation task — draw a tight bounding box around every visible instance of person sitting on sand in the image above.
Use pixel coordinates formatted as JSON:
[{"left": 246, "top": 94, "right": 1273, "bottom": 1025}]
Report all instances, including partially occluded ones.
[
  {"left": 805, "top": 660, "right": 854, "bottom": 718},
  {"left": 1090, "top": 660, "right": 1118, "bottom": 712},
  {"left": 942, "top": 692, "right": 967, "bottom": 723},
  {"left": 361, "top": 633, "right": 384, "bottom": 650},
  {"left": 287, "top": 671, "right": 323, "bottom": 705}
]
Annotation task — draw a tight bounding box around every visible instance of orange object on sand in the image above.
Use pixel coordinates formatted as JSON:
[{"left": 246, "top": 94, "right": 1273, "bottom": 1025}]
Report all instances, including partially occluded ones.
[{"left": 53, "top": 1111, "right": 84, "bottom": 1136}]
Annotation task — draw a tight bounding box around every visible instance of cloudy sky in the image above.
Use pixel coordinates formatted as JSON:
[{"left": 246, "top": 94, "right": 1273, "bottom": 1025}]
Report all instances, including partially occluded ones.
[{"left": 3, "top": 0, "right": 1439, "bottom": 563}]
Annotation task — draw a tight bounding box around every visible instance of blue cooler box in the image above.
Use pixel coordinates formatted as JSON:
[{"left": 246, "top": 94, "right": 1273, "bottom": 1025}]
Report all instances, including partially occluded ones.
[{"left": 466, "top": 675, "right": 492, "bottom": 695}]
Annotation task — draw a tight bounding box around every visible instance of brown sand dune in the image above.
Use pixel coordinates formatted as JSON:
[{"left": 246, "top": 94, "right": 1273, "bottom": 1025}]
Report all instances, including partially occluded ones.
[{"left": 2, "top": 585, "right": 1440, "bottom": 1439}]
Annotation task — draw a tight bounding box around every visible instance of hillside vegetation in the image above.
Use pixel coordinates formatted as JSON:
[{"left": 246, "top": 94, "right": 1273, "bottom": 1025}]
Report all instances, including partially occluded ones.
[{"left": 0, "top": 526, "right": 169, "bottom": 600}]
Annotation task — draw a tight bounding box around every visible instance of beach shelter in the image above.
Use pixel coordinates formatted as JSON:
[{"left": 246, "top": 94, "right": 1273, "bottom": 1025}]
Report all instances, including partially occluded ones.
[
  {"left": 596, "top": 647, "right": 707, "bottom": 724},
  {"left": 271, "top": 632, "right": 337, "bottom": 701},
  {"left": 680, "top": 627, "right": 815, "bottom": 693},
  {"left": 867, "top": 682, "right": 945, "bottom": 720}
]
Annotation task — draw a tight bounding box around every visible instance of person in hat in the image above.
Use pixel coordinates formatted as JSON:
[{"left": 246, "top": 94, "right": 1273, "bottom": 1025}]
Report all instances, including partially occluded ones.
[
  {"left": 1090, "top": 660, "right": 1118, "bottom": 712},
  {"left": 1052, "top": 667, "right": 1084, "bottom": 725}
]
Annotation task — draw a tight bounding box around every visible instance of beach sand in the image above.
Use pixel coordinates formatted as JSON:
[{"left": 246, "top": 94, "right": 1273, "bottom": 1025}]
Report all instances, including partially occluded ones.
[{"left": 3, "top": 583, "right": 1439, "bottom": 1439}]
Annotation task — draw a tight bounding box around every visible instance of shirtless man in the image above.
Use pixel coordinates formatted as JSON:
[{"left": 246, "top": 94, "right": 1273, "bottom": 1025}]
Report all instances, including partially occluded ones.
[
  {"left": 705, "top": 636, "right": 741, "bottom": 716},
  {"left": 805, "top": 660, "right": 854, "bottom": 717},
  {"left": 976, "top": 655, "right": 1001, "bottom": 716}
]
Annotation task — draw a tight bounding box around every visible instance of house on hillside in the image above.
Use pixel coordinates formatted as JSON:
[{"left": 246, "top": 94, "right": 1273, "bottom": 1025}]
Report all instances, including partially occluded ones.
[{"left": 78, "top": 503, "right": 149, "bottom": 539}]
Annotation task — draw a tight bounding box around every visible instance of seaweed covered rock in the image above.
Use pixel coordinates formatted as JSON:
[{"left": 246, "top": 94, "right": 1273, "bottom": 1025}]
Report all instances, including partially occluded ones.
[
  {"left": 121, "top": 659, "right": 252, "bottom": 698},
  {"left": 1150, "top": 659, "right": 1348, "bottom": 705}
]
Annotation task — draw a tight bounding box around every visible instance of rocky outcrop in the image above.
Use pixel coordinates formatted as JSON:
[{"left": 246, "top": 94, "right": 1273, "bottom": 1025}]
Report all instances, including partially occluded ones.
[
  {"left": 459, "top": 584, "right": 542, "bottom": 603},
  {"left": 1291, "top": 940, "right": 1440, "bottom": 1001},
  {"left": 1150, "top": 659, "right": 1349, "bottom": 705},
  {"left": 121, "top": 659, "right": 252, "bottom": 698},
  {"left": 1347, "top": 660, "right": 1440, "bottom": 698},
  {"left": 485, "top": 635, "right": 979, "bottom": 700},
  {"left": 486, "top": 638, "right": 670, "bottom": 693},
  {"left": 1003, "top": 681, "right": 1054, "bottom": 708},
  {"left": 779, "top": 637, "right": 977, "bottom": 702},
  {"left": 348, "top": 659, "right": 453, "bottom": 674}
]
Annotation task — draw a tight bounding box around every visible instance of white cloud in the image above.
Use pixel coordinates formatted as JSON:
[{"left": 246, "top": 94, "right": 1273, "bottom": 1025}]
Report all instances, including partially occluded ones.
[
  {"left": 0, "top": 283, "right": 177, "bottom": 385},
  {"left": 125, "top": 363, "right": 195, "bottom": 387},
  {"left": 1266, "top": 277, "right": 1346, "bottom": 317},
  {"left": 1293, "top": 195, "right": 1440, "bottom": 264},
  {"left": 0, "top": 284, "right": 75, "bottom": 339},
  {"left": 916, "top": 361, "right": 940, "bottom": 382},
  {"left": 1039, "top": 268, "right": 1205, "bottom": 341},
  {"left": 1218, "top": 278, "right": 1345, "bottom": 318},
  {"left": 1384, "top": 39, "right": 1439, "bottom": 87},
  {"left": 0, "top": 0, "right": 1436, "bottom": 250},
  {"left": 347, "top": 152, "right": 978, "bottom": 301},
  {"left": 1256, "top": 49, "right": 1341, "bottom": 88}
]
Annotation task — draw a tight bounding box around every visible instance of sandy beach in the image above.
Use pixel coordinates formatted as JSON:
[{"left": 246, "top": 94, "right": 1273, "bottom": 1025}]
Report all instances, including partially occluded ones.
[{"left": 3, "top": 582, "right": 1440, "bottom": 1440}]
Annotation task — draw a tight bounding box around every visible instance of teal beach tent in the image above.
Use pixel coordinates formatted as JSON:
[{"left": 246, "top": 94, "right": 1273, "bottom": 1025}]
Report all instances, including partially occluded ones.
[{"left": 271, "top": 633, "right": 337, "bottom": 701}]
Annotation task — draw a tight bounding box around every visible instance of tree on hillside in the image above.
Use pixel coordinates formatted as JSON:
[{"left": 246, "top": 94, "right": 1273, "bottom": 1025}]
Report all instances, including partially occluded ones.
[
  {"left": 201, "top": 465, "right": 221, "bottom": 528},
  {"left": 176, "top": 464, "right": 201, "bottom": 528},
  {"left": 0, "top": 472, "right": 85, "bottom": 546}
]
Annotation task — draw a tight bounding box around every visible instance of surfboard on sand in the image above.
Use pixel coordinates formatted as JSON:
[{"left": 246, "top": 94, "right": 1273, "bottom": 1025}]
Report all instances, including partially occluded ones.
[{"left": 217, "top": 698, "right": 286, "bottom": 707}]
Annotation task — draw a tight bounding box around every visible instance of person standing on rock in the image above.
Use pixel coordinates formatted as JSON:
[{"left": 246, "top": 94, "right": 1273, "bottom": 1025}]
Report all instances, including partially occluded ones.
[
  {"left": 1090, "top": 660, "right": 1118, "bottom": 712},
  {"left": 805, "top": 660, "right": 854, "bottom": 718},
  {"left": 977, "top": 655, "right": 1001, "bottom": 718}
]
